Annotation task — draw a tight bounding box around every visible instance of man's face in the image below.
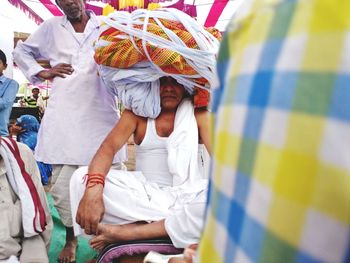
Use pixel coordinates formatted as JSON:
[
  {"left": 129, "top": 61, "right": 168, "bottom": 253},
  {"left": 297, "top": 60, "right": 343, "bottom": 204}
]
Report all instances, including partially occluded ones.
[
  {"left": 32, "top": 89, "right": 40, "bottom": 98},
  {"left": 160, "top": 77, "right": 186, "bottom": 111},
  {"left": 0, "top": 60, "right": 7, "bottom": 76},
  {"left": 56, "top": 0, "right": 85, "bottom": 20}
]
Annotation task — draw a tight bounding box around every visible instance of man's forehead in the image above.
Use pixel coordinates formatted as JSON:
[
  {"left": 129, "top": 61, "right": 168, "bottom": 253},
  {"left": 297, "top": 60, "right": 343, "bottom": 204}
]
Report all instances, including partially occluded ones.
[
  {"left": 160, "top": 76, "right": 179, "bottom": 84},
  {"left": 160, "top": 76, "right": 174, "bottom": 81}
]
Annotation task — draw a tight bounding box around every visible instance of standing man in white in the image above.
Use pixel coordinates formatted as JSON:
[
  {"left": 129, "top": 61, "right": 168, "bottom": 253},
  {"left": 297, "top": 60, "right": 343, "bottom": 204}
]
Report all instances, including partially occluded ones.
[{"left": 13, "top": 0, "right": 127, "bottom": 262}]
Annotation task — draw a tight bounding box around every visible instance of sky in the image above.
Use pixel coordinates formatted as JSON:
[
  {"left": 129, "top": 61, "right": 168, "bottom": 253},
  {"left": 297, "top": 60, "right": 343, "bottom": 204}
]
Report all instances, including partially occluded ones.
[{"left": 1, "top": 0, "right": 39, "bottom": 33}]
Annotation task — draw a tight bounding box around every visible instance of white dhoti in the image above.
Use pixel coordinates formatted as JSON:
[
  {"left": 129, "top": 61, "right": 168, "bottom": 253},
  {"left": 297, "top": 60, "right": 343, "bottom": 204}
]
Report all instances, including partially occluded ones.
[
  {"left": 70, "top": 167, "right": 207, "bottom": 248},
  {"left": 71, "top": 100, "right": 209, "bottom": 248}
]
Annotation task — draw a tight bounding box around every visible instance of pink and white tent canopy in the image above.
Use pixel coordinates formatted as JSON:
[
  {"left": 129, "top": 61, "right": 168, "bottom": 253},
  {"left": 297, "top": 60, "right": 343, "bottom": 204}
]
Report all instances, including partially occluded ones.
[{"left": 7, "top": 0, "right": 243, "bottom": 32}]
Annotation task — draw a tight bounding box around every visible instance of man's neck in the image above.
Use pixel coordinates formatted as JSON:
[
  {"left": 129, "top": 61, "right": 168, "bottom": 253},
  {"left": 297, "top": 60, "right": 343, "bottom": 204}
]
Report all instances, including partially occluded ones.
[
  {"left": 158, "top": 109, "right": 176, "bottom": 123},
  {"left": 155, "top": 110, "right": 176, "bottom": 137},
  {"left": 69, "top": 11, "right": 89, "bottom": 33}
]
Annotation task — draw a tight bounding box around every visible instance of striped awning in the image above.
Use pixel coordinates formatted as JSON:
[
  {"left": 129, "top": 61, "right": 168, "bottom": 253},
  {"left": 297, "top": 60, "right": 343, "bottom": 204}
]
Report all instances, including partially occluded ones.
[{"left": 7, "top": 0, "right": 244, "bottom": 32}]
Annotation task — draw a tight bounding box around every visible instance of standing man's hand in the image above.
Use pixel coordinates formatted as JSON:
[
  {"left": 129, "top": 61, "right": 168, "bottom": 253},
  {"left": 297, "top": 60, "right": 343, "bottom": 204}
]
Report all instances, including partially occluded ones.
[
  {"left": 36, "top": 63, "right": 74, "bottom": 80},
  {"left": 76, "top": 185, "right": 105, "bottom": 235}
]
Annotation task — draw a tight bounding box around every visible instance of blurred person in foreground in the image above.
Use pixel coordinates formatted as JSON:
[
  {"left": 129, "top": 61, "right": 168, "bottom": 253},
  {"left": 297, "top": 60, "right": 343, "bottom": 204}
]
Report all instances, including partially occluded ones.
[
  {"left": 197, "top": 0, "right": 350, "bottom": 262},
  {"left": 168, "top": 0, "right": 350, "bottom": 262}
]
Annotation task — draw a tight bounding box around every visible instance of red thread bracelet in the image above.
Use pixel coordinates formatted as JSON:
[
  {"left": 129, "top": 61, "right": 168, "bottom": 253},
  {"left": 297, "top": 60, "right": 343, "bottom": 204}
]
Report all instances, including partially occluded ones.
[{"left": 85, "top": 173, "right": 105, "bottom": 188}]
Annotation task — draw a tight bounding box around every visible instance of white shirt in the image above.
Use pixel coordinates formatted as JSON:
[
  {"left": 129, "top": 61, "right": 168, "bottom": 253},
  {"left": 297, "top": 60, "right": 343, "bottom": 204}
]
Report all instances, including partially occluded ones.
[{"left": 13, "top": 12, "right": 127, "bottom": 165}]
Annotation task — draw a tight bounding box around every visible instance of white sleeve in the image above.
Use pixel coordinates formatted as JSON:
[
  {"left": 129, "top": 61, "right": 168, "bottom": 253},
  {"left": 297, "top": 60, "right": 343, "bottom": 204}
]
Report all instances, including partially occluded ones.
[{"left": 13, "top": 22, "right": 51, "bottom": 85}]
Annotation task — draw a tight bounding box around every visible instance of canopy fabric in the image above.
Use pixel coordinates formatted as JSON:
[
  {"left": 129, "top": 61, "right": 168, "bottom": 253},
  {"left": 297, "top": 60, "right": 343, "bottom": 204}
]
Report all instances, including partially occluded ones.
[{"left": 7, "top": 0, "right": 244, "bottom": 32}]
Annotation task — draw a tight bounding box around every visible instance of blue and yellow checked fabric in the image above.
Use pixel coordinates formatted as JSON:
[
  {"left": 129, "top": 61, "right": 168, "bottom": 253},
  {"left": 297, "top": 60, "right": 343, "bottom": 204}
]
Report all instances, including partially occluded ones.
[{"left": 199, "top": 0, "right": 350, "bottom": 262}]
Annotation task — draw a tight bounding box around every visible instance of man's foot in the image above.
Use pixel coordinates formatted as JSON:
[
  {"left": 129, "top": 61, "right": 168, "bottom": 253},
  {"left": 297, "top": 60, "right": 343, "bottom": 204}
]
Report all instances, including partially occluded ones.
[
  {"left": 90, "top": 223, "right": 123, "bottom": 251},
  {"left": 58, "top": 227, "right": 78, "bottom": 263},
  {"left": 58, "top": 237, "right": 78, "bottom": 263},
  {"left": 90, "top": 221, "right": 159, "bottom": 251}
]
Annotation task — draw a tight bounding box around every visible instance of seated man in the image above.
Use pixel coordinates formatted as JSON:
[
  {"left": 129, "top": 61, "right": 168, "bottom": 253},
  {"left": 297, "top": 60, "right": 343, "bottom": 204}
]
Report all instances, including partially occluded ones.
[
  {"left": 0, "top": 137, "right": 52, "bottom": 262},
  {"left": 70, "top": 76, "right": 211, "bottom": 251}
]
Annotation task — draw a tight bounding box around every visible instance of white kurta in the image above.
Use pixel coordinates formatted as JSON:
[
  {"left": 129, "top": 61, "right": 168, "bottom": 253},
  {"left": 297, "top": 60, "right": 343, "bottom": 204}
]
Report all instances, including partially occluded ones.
[{"left": 13, "top": 13, "right": 127, "bottom": 165}]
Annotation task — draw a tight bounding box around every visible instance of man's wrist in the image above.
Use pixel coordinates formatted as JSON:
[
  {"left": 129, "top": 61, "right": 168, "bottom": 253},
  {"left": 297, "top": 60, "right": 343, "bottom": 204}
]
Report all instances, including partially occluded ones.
[
  {"left": 85, "top": 173, "right": 105, "bottom": 189},
  {"left": 36, "top": 69, "right": 49, "bottom": 80}
]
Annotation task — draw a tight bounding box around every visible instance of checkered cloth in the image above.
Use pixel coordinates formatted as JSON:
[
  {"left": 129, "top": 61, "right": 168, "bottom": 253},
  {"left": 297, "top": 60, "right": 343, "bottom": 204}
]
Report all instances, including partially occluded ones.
[{"left": 198, "top": 0, "right": 350, "bottom": 262}]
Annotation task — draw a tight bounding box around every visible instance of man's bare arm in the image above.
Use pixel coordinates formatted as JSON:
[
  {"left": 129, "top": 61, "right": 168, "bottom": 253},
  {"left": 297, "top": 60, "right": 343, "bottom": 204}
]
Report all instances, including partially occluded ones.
[
  {"left": 76, "top": 109, "right": 138, "bottom": 235},
  {"left": 88, "top": 109, "right": 138, "bottom": 175}
]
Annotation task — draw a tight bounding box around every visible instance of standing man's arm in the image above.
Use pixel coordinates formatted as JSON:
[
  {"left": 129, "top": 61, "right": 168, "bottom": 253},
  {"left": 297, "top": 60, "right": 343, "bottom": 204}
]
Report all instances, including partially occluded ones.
[
  {"left": 0, "top": 80, "right": 19, "bottom": 110},
  {"left": 13, "top": 22, "right": 73, "bottom": 84},
  {"left": 13, "top": 23, "right": 50, "bottom": 85}
]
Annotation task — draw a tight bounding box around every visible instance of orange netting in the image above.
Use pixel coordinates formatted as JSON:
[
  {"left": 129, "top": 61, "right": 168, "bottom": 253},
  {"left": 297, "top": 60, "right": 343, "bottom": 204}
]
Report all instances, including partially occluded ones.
[
  {"left": 94, "top": 16, "right": 221, "bottom": 108},
  {"left": 94, "top": 18, "right": 221, "bottom": 87}
]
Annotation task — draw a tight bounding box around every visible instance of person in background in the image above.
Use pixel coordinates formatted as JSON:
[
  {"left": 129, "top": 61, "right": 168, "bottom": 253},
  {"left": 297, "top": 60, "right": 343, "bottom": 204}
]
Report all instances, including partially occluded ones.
[
  {"left": 20, "top": 87, "right": 49, "bottom": 119},
  {"left": 21, "top": 87, "right": 48, "bottom": 109},
  {"left": 13, "top": 0, "right": 128, "bottom": 261},
  {"left": 0, "top": 50, "right": 19, "bottom": 137},
  {"left": 21, "top": 87, "right": 41, "bottom": 107},
  {"left": 196, "top": 0, "right": 350, "bottom": 262},
  {"left": 9, "top": 115, "right": 52, "bottom": 185},
  {"left": 0, "top": 137, "right": 52, "bottom": 263}
]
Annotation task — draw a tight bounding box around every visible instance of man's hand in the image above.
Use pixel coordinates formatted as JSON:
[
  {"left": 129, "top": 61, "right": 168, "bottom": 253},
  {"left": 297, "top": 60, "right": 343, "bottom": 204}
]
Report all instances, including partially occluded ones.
[
  {"left": 36, "top": 63, "right": 74, "bottom": 80},
  {"left": 76, "top": 185, "right": 104, "bottom": 235}
]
